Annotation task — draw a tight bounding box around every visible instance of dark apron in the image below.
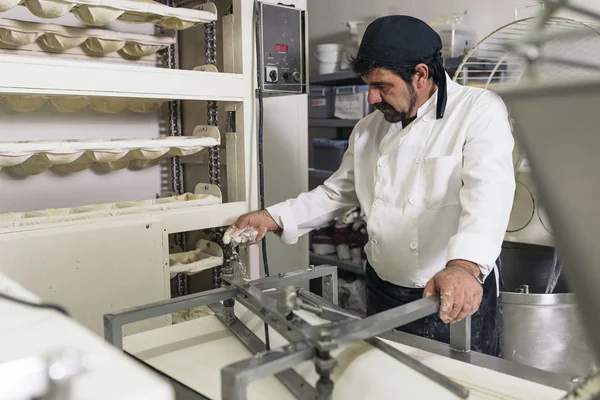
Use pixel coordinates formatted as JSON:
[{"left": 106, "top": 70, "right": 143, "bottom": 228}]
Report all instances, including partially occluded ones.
[{"left": 365, "top": 260, "right": 503, "bottom": 357}]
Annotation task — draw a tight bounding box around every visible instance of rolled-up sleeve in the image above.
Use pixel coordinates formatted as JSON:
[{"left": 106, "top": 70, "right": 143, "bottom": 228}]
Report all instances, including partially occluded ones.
[
  {"left": 447, "top": 92, "right": 516, "bottom": 281},
  {"left": 266, "top": 131, "right": 360, "bottom": 245}
]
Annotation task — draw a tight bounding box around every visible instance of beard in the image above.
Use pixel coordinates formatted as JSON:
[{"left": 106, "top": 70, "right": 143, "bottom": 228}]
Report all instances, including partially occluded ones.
[{"left": 375, "top": 83, "right": 418, "bottom": 124}]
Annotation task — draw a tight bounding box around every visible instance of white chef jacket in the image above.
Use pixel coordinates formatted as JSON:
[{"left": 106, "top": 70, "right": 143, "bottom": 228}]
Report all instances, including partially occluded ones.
[{"left": 267, "top": 74, "right": 515, "bottom": 288}]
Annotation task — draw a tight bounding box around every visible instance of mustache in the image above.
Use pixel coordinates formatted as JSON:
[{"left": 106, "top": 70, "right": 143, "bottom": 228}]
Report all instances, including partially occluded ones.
[{"left": 374, "top": 102, "right": 396, "bottom": 112}]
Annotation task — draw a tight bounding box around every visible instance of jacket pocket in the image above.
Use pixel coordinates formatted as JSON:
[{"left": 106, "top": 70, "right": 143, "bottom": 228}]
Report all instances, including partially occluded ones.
[{"left": 423, "top": 154, "right": 462, "bottom": 209}]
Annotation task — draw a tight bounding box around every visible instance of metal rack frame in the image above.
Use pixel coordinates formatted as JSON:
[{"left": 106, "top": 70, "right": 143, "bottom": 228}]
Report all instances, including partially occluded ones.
[
  {"left": 0, "top": 0, "right": 259, "bottom": 337},
  {"left": 104, "top": 265, "right": 472, "bottom": 400}
]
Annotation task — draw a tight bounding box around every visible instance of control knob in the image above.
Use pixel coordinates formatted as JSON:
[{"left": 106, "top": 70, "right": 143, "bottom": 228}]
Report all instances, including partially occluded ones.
[{"left": 269, "top": 70, "right": 278, "bottom": 82}]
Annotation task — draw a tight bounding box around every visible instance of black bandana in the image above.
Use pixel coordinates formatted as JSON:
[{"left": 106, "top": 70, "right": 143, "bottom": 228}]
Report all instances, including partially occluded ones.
[{"left": 357, "top": 15, "right": 447, "bottom": 119}]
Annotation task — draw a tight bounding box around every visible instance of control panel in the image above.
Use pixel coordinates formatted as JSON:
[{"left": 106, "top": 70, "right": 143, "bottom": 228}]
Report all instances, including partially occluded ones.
[{"left": 257, "top": 2, "right": 306, "bottom": 94}]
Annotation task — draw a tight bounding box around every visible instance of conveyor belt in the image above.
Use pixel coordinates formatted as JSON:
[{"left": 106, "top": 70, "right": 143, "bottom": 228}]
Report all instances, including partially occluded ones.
[{"left": 126, "top": 352, "right": 210, "bottom": 400}]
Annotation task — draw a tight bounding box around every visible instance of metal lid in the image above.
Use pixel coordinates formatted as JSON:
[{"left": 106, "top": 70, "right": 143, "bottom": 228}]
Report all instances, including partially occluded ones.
[{"left": 500, "top": 291, "right": 578, "bottom": 305}]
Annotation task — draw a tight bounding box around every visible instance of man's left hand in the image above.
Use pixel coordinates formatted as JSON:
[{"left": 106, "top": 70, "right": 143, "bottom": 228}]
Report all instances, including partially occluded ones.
[{"left": 422, "top": 260, "right": 483, "bottom": 323}]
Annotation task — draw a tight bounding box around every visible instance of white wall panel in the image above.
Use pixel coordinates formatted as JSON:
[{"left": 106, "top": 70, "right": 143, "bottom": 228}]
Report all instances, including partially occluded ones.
[{"left": 0, "top": 217, "right": 170, "bottom": 337}]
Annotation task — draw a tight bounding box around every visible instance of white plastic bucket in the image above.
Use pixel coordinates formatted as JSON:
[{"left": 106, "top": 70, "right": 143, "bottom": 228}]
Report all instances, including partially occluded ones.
[
  {"left": 316, "top": 43, "right": 343, "bottom": 63},
  {"left": 316, "top": 43, "right": 343, "bottom": 75},
  {"left": 318, "top": 62, "right": 339, "bottom": 74}
]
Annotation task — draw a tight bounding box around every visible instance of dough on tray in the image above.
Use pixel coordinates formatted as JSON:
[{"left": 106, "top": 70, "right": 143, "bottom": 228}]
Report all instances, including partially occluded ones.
[
  {"left": 0, "top": 18, "right": 174, "bottom": 57},
  {"left": 83, "top": 37, "right": 126, "bottom": 54},
  {"left": 156, "top": 17, "right": 196, "bottom": 31},
  {"left": 90, "top": 98, "right": 128, "bottom": 113},
  {"left": 3, "top": 95, "right": 48, "bottom": 112},
  {"left": 127, "top": 99, "right": 163, "bottom": 113},
  {"left": 0, "top": 0, "right": 21, "bottom": 13},
  {"left": 120, "top": 41, "right": 164, "bottom": 57},
  {"left": 9, "top": 154, "right": 52, "bottom": 175},
  {"left": 25, "top": 0, "right": 75, "bottom": 19},
  {"left": 43, "top": 151, "right": 85, "bottom": 164},
  {"left": 0, "top": 27, "right": 41, "bottom": 46},
  {"left": 92, "top": 160, "right": 130, "bottom": 172},
  {"left": 52, "top": 161, "right": 93, "bottom": 173},
  {"left": 40, "top": 32, "right": 87, "bottom": 50},
  {"left": 0, "top": 0, "right": 216, "bottom": 30},
  {"left": 72, "top": 5, "right": 125, "bottom": 26},
  {"left": 48, "top": 97, "right": 91, "bottom": 112}
]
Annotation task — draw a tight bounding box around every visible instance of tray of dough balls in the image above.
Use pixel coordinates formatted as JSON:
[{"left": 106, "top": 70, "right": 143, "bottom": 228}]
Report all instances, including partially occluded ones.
[
  {"left": 0, "top": 184, "right": 223, "bottom": 229},
  {"left": 169, "top": 239, "right": 223, "bottom": 279},
  {"left": 0, "top": 18, "right": 175, "bottom": 57},
  {"left": 0, "top": 0, "right": 216, "bottom": 30},
  {"left": 0, "top": 125, "right": 220, "bottom": 175},
  {"left": 0, "top": 95, "right": 165, "bottom": 113}
]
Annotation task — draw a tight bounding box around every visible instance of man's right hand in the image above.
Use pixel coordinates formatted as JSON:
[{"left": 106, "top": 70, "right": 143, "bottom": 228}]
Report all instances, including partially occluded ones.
[{"left": 222, "top": 209, "right": 280, "bottom": 246}]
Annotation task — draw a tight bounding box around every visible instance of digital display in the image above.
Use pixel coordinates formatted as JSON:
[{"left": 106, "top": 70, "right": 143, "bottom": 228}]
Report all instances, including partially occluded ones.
[{"left": 275, "top": 43, "right": 288, "bottom": 52}]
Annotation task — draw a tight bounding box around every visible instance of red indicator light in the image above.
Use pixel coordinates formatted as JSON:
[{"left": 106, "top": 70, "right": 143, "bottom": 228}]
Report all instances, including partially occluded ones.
[{"left": 275, "top": 44, "right": 288, "bottom": 52}]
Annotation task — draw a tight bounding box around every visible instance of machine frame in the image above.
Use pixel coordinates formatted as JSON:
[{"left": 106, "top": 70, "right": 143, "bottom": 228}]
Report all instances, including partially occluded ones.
[{"left": 105, "top": 265, "right": 474, "bottom": 400}]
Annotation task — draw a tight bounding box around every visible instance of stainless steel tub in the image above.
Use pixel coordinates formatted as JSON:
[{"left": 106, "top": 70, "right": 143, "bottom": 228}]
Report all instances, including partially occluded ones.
[{"left": 500, "top": 291, "right": 597, "bottom": 379}]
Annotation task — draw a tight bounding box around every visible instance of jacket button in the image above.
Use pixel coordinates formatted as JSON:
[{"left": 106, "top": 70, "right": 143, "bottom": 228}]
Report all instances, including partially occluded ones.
[
  {"left": 371, "top": 239, "right": 378, "bottom": 246},
  {"left": 409, "top": 241, "right": 418, "bottom": 250},
  {"left": 374, "top": 199, "right": 382, "bottom": 207}
]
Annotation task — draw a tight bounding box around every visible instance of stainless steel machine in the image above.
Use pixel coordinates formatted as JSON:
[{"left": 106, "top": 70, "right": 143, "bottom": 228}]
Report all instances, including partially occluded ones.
[
  {"left": 103, "top": 263, "right": 582, "bottom": 400},
  {"left": 104, "top": 265, "right": 469, "bottom": 399}
]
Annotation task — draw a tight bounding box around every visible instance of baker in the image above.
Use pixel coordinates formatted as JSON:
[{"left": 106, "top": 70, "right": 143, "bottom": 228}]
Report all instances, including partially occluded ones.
[{"left": 224, "top": 15, "right": 515, "bottom": 356}]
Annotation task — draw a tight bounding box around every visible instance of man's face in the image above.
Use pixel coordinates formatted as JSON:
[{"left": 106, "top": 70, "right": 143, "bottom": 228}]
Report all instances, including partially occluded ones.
[{"left": 362, "top": 68, "right": 418, "bottom": 123}]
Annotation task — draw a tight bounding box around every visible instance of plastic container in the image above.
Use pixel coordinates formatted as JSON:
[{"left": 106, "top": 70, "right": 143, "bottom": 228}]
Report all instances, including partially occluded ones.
[
  {"left": 334, "top": 85, "right": 372, "bottom": 119},
  {"left": 429, "top": 13, "right": 476, "bottom": 58},
  {"left": 308, "top": 86, "right": 335, "bottom": 119},
  {"left": 316, "top": 43, "right": 343, "bottom": 74},
  {"left": 313, "top": 138, "right": 349, "bottom": 171},
  {"left": 340, "top": 20, "right": 364, "bottom": 70}
]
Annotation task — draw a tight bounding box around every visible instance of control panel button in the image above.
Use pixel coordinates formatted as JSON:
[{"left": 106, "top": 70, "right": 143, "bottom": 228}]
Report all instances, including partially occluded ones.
[
  {"left": 283, "top": 72, "right": 292, "bottom": 81},
  {"left": 292, "top": 71, "right": 301, "bottom": 82}
]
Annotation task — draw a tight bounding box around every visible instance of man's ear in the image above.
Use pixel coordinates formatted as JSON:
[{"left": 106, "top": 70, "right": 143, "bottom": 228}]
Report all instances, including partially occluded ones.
[{"left": 413, "top": 63, "right": 430, "bottom": 88}]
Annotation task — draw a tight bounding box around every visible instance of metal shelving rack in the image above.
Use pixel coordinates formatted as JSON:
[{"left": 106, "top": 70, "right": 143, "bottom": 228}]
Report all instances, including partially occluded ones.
[
  {"left": 0, "top": 0, "right": 258, "bottom": 336},
  {"left": 309, "top": 70, "right": 363, "bottom": 86},
  {"left": 308, "top": 70, "right": 363, "bottom": 275},
  {"left": 309, "top": 252, "right": 365, "bottom": 276},
  {"left": 0, "top": 6, "right": 253, "bottom": 225}
]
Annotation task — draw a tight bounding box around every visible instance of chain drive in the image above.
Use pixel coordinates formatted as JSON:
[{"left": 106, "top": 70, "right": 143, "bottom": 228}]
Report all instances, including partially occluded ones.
[
  {"left": 160, "top": 0, "right": 187, "bottom": 295},
  {"left": 203, "top": 0, "right": 227, "bottom": 287}
]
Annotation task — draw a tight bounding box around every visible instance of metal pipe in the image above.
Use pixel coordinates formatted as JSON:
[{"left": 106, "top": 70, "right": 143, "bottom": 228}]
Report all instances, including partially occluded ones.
[
  {"left": 450, "top": 316, "right": 472, "bottom": 353},
  {"left": 209, "top": 303, "right": 315, "bottom": 399},
  {"left": 103, "top": 265, "right": 338, "bottom": 348},
  {"left": 221, "top": 343, "right": 314, "bottom": 400},
  {"left": 297, "top": 290, "right": 470, "bottom": 399},
  {"left": 325, "top": 295, "right": 440, "bottom": 346},
  {"left": 365, "top": 338, "right": 470, "bottom": 399}
]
